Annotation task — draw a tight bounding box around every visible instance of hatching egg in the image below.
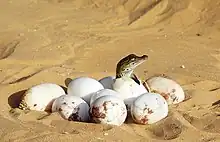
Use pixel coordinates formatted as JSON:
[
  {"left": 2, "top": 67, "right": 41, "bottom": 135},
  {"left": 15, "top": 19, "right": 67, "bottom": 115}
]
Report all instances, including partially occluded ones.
[
  {"left": 19, "top": 83, "right": 65, "bottom": 112},
  {"left": 90, "top": 95, "right": 127, "bottom": 126},
  {"left": 52, "top": 95, "right": 90, "bottom": 122},
  {"left": 131, "top": 92, "right": 168, "bottom": 125},
  {"left": 112, "top": 76, "right": 149, "bottom": 111},
  {"left": 90, "top": 89, "right": 120, "bottom": 106},
  {"left": 146, "top": 76, "right": 185, "bottom": 105},
  {"left": 67, "top": 77, "right": 104, "bottom": 104}
]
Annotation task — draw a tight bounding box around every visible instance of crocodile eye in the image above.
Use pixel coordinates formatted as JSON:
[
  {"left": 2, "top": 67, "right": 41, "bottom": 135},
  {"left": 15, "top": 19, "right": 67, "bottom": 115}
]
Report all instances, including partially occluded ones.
[{"left": 123, "top": 68, "right": 130, "bottom": 72}]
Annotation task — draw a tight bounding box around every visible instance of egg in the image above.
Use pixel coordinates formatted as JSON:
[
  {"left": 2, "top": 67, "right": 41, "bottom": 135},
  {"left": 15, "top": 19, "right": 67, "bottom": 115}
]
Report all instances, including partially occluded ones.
[
  {"left": 112, "top": 76, "right": 149, "bottom": 111},
  {"left": 19, "top": 83, "right": 65, "bottom": 112},
  {"left": 131, "top": 92, "right": 168, "bottom": 125},
  {"left": 52, "top": 95, "right": 90, "bottom": 122},
  {"left": 90, "top": 89, "right": 120, "bottom": 106},
  {"left": 99, "top": 76, "right": 115, "bottom": 89},
  {"left": 90, "top": 95, "right": 127, "bottom": 126},
  {"left": 146, "top": 76, "right": 185, "bottom": 105},
  {"left": 67, "top": 77, "right": 104, "bottom": 104}
]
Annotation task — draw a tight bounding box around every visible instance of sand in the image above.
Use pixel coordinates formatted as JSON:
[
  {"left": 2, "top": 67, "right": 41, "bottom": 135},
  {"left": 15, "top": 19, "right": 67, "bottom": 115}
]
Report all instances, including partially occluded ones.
[{"left": 0, "top": 0, "right": 220, "bottom": 141}]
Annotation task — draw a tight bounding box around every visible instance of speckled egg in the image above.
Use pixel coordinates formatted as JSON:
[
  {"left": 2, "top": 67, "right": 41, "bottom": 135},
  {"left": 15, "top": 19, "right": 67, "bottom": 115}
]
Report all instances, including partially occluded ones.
[
  {"left": 90, "top": 89, "right": 120, "bottom": 106},
  {"left": 112, "top": 76, "right": 149, "bottom": 111},
  {"left": 131, "top": 92, "right": 168, "bottom": 125},
  {"left": 146, "top": 76, "right": 185, "bottom": 105},
  {"left": 67, "top": 77, "right": 104, "bottom": 104},
  {"left": 99, "top": 76, "right": 115, "bottom": 89},
  {"left": 18, "top": 83, "right": 65, "bottom": 112},
  {"left": 52, "top": 95, "right": 90, "bottom": 122},
  {"left": 90, "top": 95, "right": 127, "bottom": 126}
]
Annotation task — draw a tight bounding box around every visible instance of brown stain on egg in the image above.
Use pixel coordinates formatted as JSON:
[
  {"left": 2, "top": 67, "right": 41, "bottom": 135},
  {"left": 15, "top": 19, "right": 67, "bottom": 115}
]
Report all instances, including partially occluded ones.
[{"left": 91, "top": 106, "right": 106, "bottom": 119}]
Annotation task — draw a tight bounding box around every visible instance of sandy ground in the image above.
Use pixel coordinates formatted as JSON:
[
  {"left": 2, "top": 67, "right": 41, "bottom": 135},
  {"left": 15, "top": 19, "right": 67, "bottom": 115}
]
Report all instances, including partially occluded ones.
[{"left": 0, "top": 0, "right": 220, "bottom": 141}]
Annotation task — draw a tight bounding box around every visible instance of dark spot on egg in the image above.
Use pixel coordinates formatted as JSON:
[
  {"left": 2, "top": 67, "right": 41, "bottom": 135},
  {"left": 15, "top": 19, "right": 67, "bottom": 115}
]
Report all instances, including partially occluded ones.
[
  {"left": 34, "top": 104, "right": 37, "bottom": 107},
  {"left": 91, "top": 106, "right": 106, "bottom": 119},
  {"left": 68, "top": 112, "right": 81, "bottom": 121},
  {"left": 59, "top": 108, "right": 63, "bottom": 111}
]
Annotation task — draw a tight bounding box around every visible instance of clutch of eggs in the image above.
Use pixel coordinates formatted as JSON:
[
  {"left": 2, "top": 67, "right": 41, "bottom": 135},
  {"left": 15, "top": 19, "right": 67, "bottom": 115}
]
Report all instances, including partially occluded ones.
[
  {"left": 67, "top": 77, "right": 104, "bottom": 104},
  {"left": 146, "top": 76, "right": 185, "bottom": 105},
  {"left": 52, "top": 95, "right": 90, "bottom": 122},
  {"left": 90, "top": 95, "right": 127, "bottom": 126},
  {"left": 131, "top": 92, "right": 169, "bottom": 125},
  {"left": 19, "top": 83, "right": 65, "bottom": 112}
]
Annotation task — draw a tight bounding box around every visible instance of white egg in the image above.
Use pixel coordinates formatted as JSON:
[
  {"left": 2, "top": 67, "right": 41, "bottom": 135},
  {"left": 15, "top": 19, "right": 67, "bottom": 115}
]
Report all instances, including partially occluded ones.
[
  {"left": 90, "top": 95, "right": 127, "bottom": 126},
  {"left": 90, "top": 89, "right": 120, "bottom": 106},
  {"left": 67, "top": 77, "right": 104, "bottom": 104},
  {"left": 146, "top": 76, "right": 185, "bottom": 105},
  {"left": 131, "top": 92, "right": 168, "bottom": 125},
  {"left": 52, "top": 95, "right": 90, "bottom": 122},
  {"left": 19, "top": 83, "right": 65, "bottom": 112},
  {"left": 99, "top": 76, "right": 115, "bottom": 89},
  {"left": 112, "top": 76, "right": 149, "bottom": 111}
]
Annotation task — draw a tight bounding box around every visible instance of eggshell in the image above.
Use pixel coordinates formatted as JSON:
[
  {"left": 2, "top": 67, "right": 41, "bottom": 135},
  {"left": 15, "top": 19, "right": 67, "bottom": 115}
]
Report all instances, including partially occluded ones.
[
  {"left": 52, "top": 95, "right": 90, "bottom": 122},
  {"left": 90, "top": 95, "right": 127, "bottom": 126},
  {"left": 90, "top": 89, "right": 120, "bottom": 106},
  {"left": 20, "top": 83, "right": 65, "bottom": 111},
  {"left": 99, "top": 76, "right": 115, "bottom": 89},
  {"left": 67, "top": 77, "right": 104, "bottom": 104},
  {"left": 112, "top": 76, "right": 149, "bottom": 111},
  {"left": 131, "top": 92, "right": 168, "bottom": 125},
  {"left": 146, "top": 76, "right": 185, "bottom": 105}
]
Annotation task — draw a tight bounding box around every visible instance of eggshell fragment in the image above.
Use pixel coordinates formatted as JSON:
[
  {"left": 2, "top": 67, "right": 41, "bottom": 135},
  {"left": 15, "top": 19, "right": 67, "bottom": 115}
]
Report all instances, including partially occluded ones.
[
  {"left": 90, "top": 89, "right": 120, "bottom": 106},
  {"left": 67, "top": 77, "right": 104, "bottom": 104},
  {"left": 112, "top": 77, "right": 149, "bottom": 111},
  {"left": 131, "top": 92, "right": 168, "bottom": 125},
  {"left": 19, "top": 83, "right": 65, "bottom": 112},
  {"left": 146, "top": 76, "right": 185, "bottom": 105},
  {"left": 52, "top": 95, "right": 90, "bottom": 122},
  {"left": 90, "top": 95, "right": 127, "bottom": 126},
  {"left": 99, "top": 76, "right": 115, "bottom": 89}
]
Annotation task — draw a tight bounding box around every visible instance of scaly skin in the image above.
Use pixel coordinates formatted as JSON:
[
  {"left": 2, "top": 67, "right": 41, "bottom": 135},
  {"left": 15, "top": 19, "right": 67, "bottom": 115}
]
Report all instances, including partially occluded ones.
[{"left": 115, "top": 54, "right": 151, "bottom": 92}]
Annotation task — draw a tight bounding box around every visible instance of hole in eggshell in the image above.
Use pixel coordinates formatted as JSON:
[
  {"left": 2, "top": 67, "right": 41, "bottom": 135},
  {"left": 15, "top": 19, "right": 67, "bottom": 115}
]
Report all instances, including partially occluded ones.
[
  {"left": 8, "top": 89, "right": 27, "bottom": 108},
  {"left": 34, "top": 104, "right": 37, "bottom": 107},
  {"left": 60, "top": 85, "right": 67, "bottom": 93},
  {"left": 64, "top": 78, "right": 72, "bottom": 87}
]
